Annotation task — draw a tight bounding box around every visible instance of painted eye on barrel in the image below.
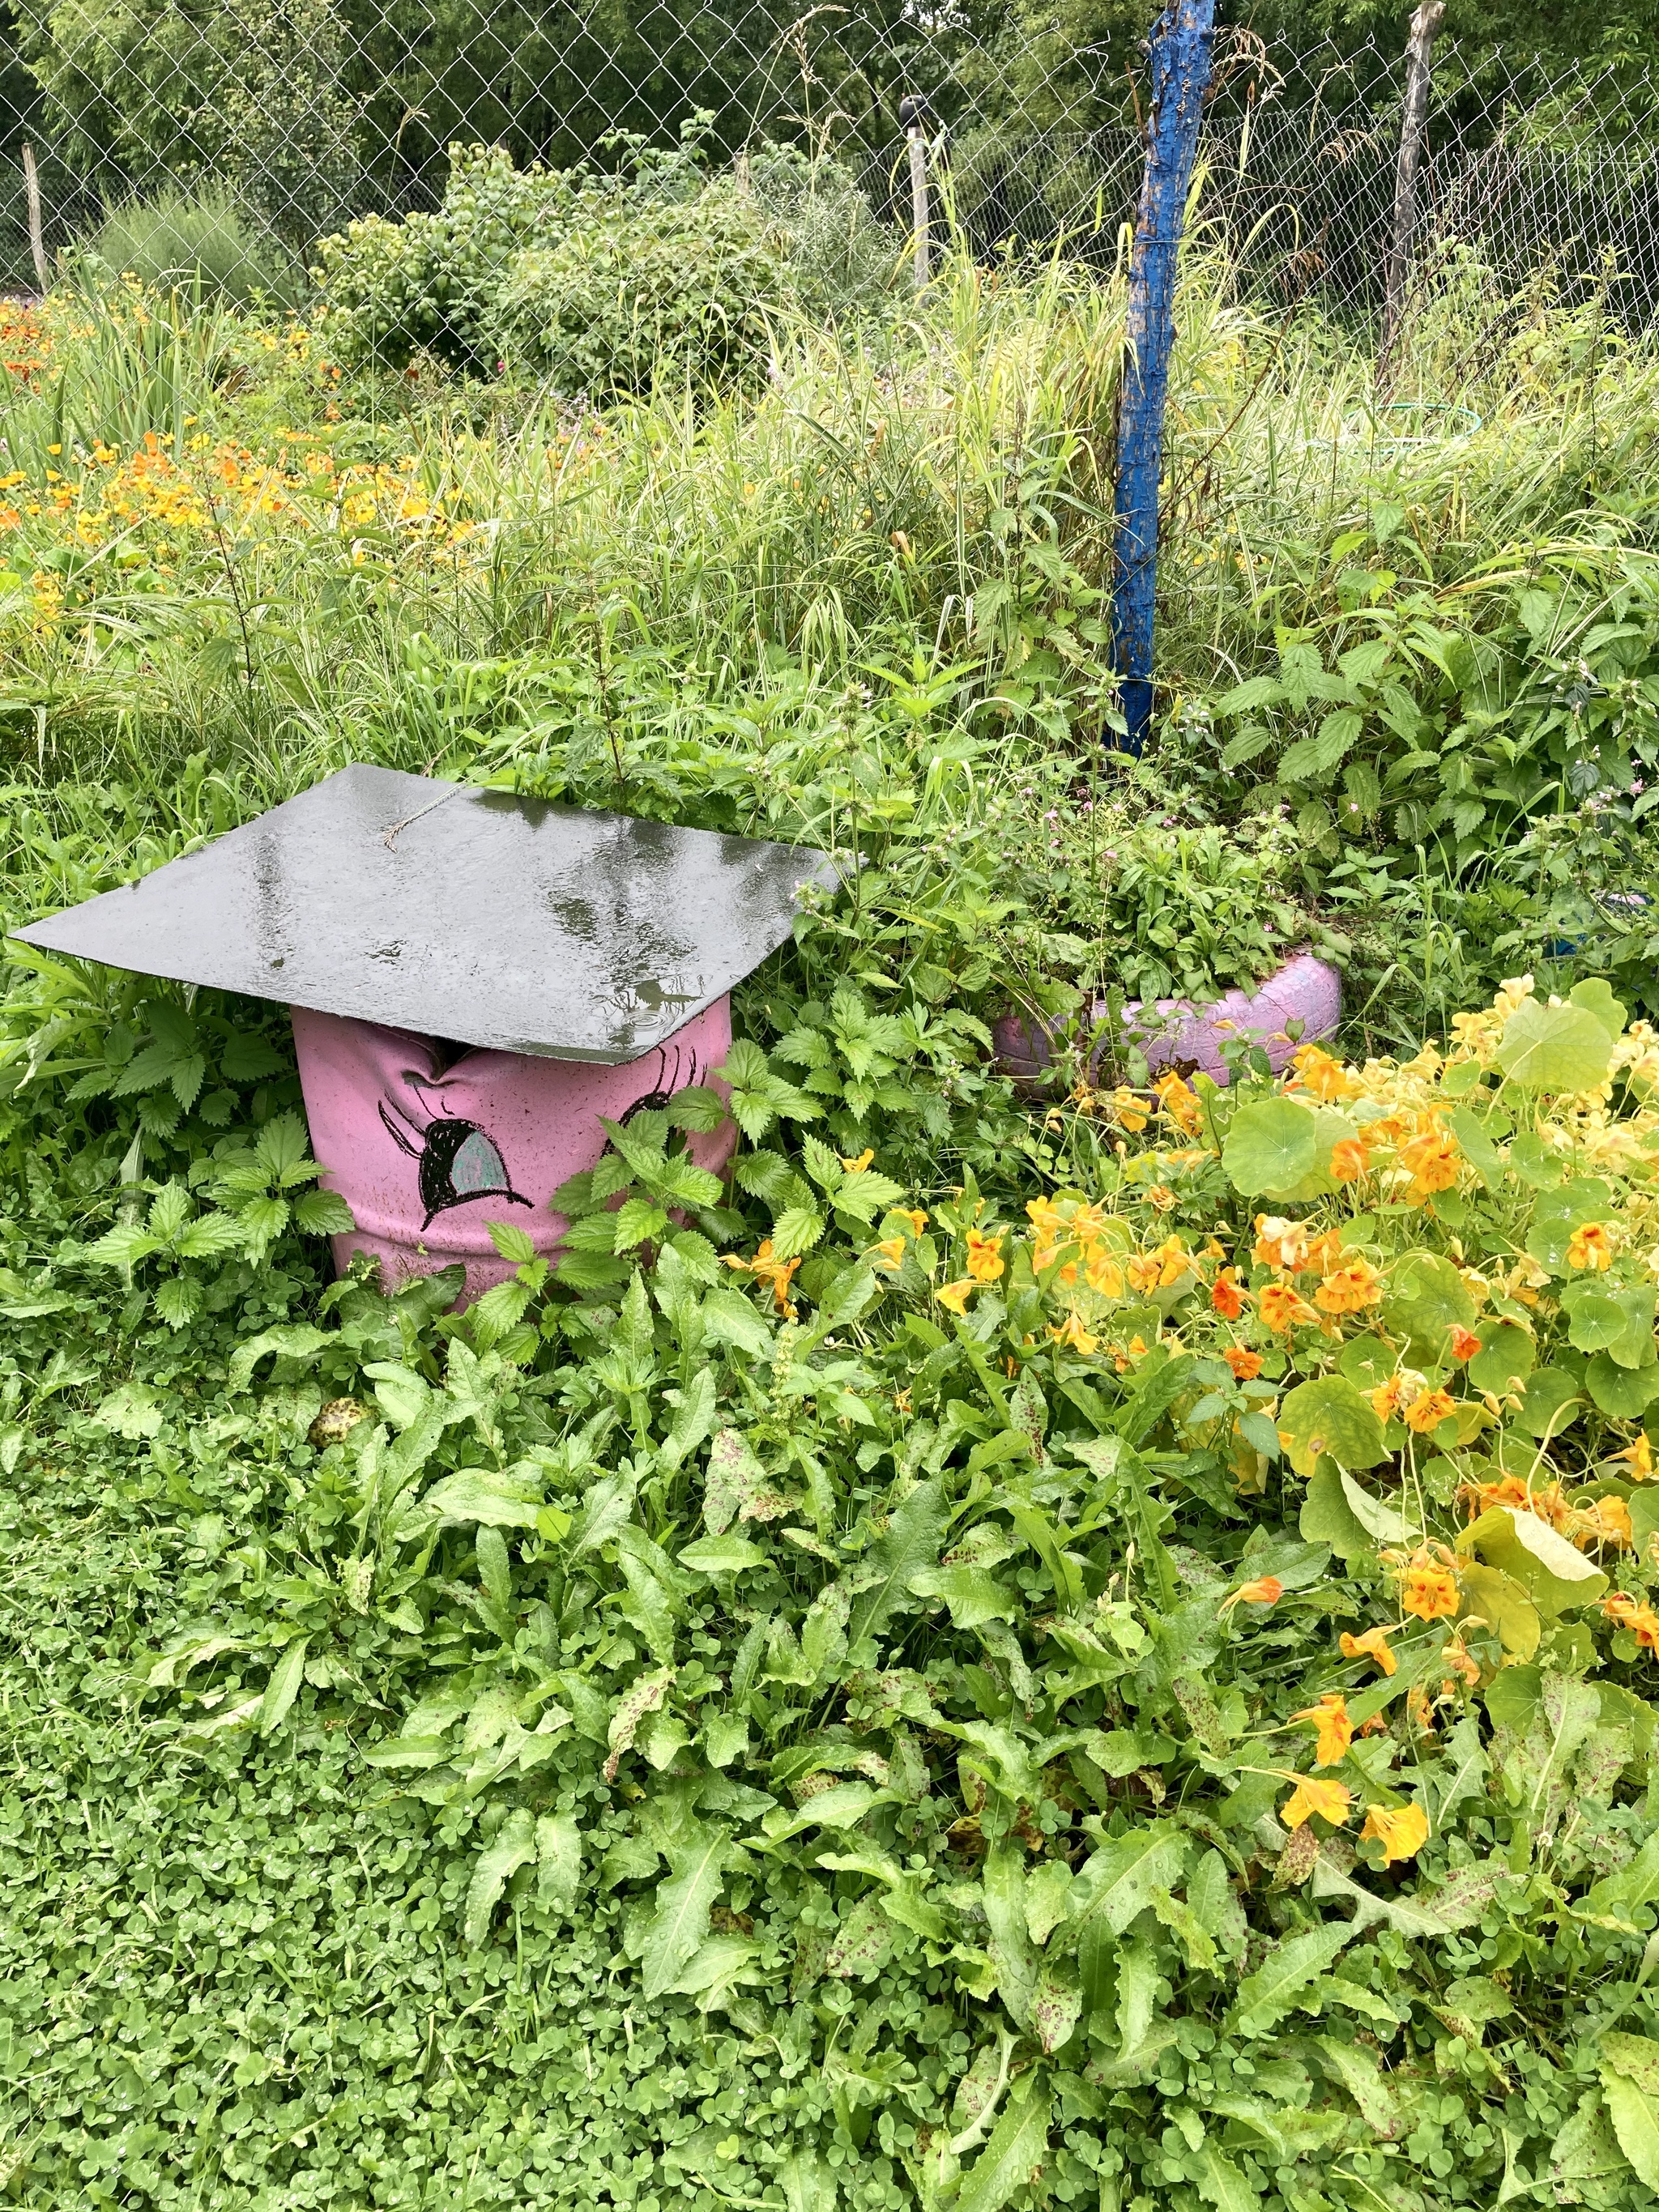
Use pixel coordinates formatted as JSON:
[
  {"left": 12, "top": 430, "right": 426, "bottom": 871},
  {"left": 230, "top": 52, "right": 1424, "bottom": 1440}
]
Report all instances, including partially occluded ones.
[
  {"left": 378, "top": 1097, "right": 531, "bottom": 1230},
  {"left": 618, "top": 1045, "right": 698, "bottom": 1125}
]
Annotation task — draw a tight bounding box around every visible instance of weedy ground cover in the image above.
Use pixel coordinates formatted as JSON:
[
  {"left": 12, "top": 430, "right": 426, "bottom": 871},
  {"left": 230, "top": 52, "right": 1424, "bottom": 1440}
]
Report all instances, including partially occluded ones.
[{"left": 3, "top": 177, "right": 1659, "bottom": 2210}]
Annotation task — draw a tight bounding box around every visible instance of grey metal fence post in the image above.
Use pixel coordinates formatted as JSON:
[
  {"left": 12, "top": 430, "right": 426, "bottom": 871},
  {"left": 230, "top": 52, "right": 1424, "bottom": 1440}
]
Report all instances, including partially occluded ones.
[
  {"left": 1111, "top": 0, "right": 1217, "bottom": 757},
  {"left": 899, "top": 93, "right": 932, "bottom": 292}
]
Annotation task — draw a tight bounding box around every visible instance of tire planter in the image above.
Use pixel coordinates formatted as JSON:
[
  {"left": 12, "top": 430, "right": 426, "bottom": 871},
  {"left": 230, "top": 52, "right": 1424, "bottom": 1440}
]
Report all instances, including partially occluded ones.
[
  {"left": 992, "top": 952, "right": 1343, "bottom": 1093},
  {"left": 292, "top": 996, "right": 736, "bottom": 1306}
]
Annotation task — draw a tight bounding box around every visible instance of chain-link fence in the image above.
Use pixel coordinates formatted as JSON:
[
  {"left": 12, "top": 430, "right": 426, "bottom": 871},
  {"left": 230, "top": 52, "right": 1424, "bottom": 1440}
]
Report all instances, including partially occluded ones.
[{"left": 3, "top": 2, "right": 1657, "bottom": 357}]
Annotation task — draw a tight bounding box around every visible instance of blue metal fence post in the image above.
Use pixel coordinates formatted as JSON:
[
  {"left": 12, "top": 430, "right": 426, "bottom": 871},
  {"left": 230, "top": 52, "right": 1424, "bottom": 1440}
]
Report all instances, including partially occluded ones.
[{"left": 1111, "top": 0, "right": 1217, "bottom": 755}]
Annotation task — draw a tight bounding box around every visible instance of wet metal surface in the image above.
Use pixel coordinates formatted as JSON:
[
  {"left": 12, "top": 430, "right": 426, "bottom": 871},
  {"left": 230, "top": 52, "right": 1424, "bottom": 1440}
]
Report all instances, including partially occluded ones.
[{"left": 11, "top": 765, "right": 838, "bottom": 1062}]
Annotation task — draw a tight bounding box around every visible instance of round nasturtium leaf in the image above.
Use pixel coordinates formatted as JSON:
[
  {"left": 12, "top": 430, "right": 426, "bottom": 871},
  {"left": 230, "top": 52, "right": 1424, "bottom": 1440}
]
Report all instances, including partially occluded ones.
[
  {"left": 1495, "top": 999, "right": 1614, "bottom": 1093},
  {"left": 1515, "top": 1366, "right": 1586, "bottom": 1439},
  {"left": 1526, "top": 1178, "right": 1614, "bottom": 1275},
  {"left": 1277, "top": 1374, "right": 1388, "bottom": 1479},
  {"left": 1459, "top": 1504, "right": 1609, "bottom": 1615},
  {"left": 1460, "top": 1565, "right": 1541, "bottom": 1661},
  {"left": 1383, "top": 1252, "right": 1476, "bottom": 1361},
  {"left": 1466, "top": 1319, "right": 1535, "bottom": 1396},
  {"left": 1587, "top": 1355, "right": 1659, "bottom": 1421},
  {"left": 1222, "top": 1098, "right": 1320, "bottom": 1197}
]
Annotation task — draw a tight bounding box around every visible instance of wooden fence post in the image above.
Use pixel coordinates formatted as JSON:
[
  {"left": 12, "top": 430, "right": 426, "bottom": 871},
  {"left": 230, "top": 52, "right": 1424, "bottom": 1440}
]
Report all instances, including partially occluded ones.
[
  {"left": 899, "top": 93, "right": 932, "bottom": 292},
  {"left": 22, "top": 143, "right": 49, "bottom": 295},
  {"left": 1378, "top": 0, "right": 1445, "bottom": 389}
]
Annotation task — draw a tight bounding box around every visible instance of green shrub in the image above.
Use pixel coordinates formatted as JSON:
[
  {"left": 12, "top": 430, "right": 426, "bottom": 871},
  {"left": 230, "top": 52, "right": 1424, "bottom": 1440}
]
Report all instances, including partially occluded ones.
[
  {"left": 313, "top": 137, "right": 893, "bottom": 386},
  {"left": 79, "top": 185, "right": 301, "bottom": 309}
]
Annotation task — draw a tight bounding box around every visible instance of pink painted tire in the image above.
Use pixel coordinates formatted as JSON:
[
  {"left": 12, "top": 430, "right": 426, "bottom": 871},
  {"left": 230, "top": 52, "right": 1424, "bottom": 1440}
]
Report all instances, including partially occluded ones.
[
  {"left": 992, "top": 953, "right": 1342, "bottom": 1092},
  {"left": 292, "top": 998, "right": 736, "bottom": 1306}
]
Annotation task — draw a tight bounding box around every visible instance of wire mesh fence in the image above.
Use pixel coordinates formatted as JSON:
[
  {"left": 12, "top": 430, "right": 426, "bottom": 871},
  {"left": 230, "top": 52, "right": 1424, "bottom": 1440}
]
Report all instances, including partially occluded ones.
[{"left": 2, "top": 2, "right": 1657, "bottom": 365}]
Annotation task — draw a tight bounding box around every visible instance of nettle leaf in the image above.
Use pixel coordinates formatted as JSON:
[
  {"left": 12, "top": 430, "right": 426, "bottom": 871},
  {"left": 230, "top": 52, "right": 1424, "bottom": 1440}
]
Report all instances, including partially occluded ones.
[
  {"left": 1496, "top": 999, "right": 1614, "bottom": 1092},
  {"left": 1222, "top": 1098, "right": 1319, "bottom": 1196}
]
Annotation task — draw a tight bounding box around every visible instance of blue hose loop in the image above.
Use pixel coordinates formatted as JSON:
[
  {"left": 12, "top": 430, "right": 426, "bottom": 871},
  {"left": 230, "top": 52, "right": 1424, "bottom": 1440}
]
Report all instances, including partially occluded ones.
[{"left": 1111, "top": 0, "right": 1217, "bottom": 756}]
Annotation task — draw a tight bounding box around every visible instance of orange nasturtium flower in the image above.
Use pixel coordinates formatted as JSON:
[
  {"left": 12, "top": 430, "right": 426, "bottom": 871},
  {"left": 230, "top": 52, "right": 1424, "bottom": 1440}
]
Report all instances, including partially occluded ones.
[
  {"left": 1359, "top": 1801, "right": 1431, "bottom": 1864},
  {"left": 1281, "top": 1775, "right": 1353, "bottom": 1830},
  {"left": 1615, "top": 1434, "right": 1656, "bottom": 1480},
  {"left": 1605, "top": 1592, "right": 1659, "bottom": 1652},
  {"left": 1404, "top": 1387, "right": 1458, "bottom": 1434},
  {"left": 1224, "top": 1346, "right": 1264, "bottom": 1382},
  {"left": 1570, "top": 1496, "right": 1633, "bottom": 1551},
  {"left": 1315, "top": 1258, "right": 1384, "bottom": 1315},
  {"left": 1111, "top": 1086, "right": 1149, "bottom": 1133},
  {"left": 725, "top": 1238, "right": 801, "bottom": 1313},
  {"left": 1259, "top": 1282, "right": 1316, "bottom": 1333},
  {"left": 965, "top": 1230, "right": 1005, "bottom": 1284},
  {"left": 1254, "top": 1215, "right": 1312, "bottom": 1272},
  {"left": 1210, "top": 1268, "right": 1247, "bottom": 1319},
  {"left": 1219, "top": 1575, "right": 1283, "bottom": 1614},
  {"left": 936, "top": 1279, "right": 975, "bottom": 1317},
  {"left": 871, "top": 1236, "right": 907, "bottom": 1272},
  {"left": 898, "top": 1208, "right": 928, "bottom": 1237},
  {"left": 1398, "top": 1123, "right": 1460, "bottom": 1198},
  {"left": 1396, "top": 1544, "right": 1461, "bottom": 1622},
  {"left": 1085, "top": 1250, "right": 1125, "bottom": 1298},
  {"left": 1050, "top": 1308, "right": 1098, "bottom": 1357},
  {"left": 1329, "top": 1136, "right": 1371, "bottom": 1183},
  {"left": 1291, "top": 1692, "right": 1354, "bottom": 1767},
  {"left": 1153, "top": 1069, "right": 1203, "bottom": 1132},
  {"left": 839, "top": 1149, "right": 875, "bottom": 1173},
  {"left": 1567, "top": 1221, "right": 1615, "bottom": 1272},
  {"left": 1289, "top": 1044, "right": 1356, "bottom": 1102},
  {"left": 1339, "top": 1626, "right": 1397, "bottom": 1677},
  {"left": 1448, "top": 1324, "right": 1482, "bottom": 1363}
]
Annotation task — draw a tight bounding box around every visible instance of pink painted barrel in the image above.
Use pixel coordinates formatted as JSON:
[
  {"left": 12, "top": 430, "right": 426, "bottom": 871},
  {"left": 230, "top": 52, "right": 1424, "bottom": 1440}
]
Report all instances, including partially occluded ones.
[
  {"left": 992, "top": 953, "right": 1342, "bottom": 1092},
  {"left": 292, "top": 997, "right": 736, "bottom": 1302}
]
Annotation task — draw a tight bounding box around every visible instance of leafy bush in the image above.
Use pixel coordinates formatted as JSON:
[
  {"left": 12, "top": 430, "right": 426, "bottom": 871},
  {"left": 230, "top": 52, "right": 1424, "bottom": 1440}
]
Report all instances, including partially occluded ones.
[
  {"left": 313, "top": 137, "right": 892, "bottom": 385},
  {"left": 488, "top": 180, "right": 790, "bottom": 394},
  {"left": 79, "top": 185, "right": 301, "bottom": 309}
]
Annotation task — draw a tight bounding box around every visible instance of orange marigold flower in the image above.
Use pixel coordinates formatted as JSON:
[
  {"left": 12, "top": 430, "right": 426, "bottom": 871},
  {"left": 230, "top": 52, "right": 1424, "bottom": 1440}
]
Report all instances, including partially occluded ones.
[
  {"left": 1210, "top": 1268, "right": 1247, "bottom": 1319},
  {"left": 1315, "top": 1258, "right": 1384, "bottom": 1315},
  {"left": 1289, "top": 1044, "right": 1356, "bottom": 1102},
  {"left": 1396, "top": 1544, "right": 1461, "bottom": 1622},
  {"left": 1291, "top": 1692, "right": 1354, "bottom": 1767},
  {"left": 936, "top": 1279, "right": 975, "bottom": 1316},
  {"left": 1339, "top": 1626, "right": 1397, "bottom": 1677},
  {"left": 1567, "top": 1222, "right": 1615, "bottom": 1272},
  {"left": 1404, "top": 1387, "right": 1458, "bottom": 1434},
  {"left": 1224, "top": 1346, "right": 1264, "bottom": 1382},
  {"left": 965, "top": 1230, "right": 1005, "bottom": 1284},
  {"left": 1329, "top": 1136, "right": 1371, "bottom": 1183},
  {"left": 1281, "top": 1775, "right": 1353, "bottom": 1829},
  {"left": 1050, "top": 1308, "right": 1098, "bottom": 1357},
  {"left": 1219, "top": 1575, "right": 1283, "bottom": 1614},
  {"left": 1259, "top": 1282, "right": 1316, "bottom": 1333},
  {"left": 1359, "top": 1801, "right": 1430, "bottom": 1864},
  {"left": 1448, "top": 1324, "right": 1482, "bottom": 1362}
]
